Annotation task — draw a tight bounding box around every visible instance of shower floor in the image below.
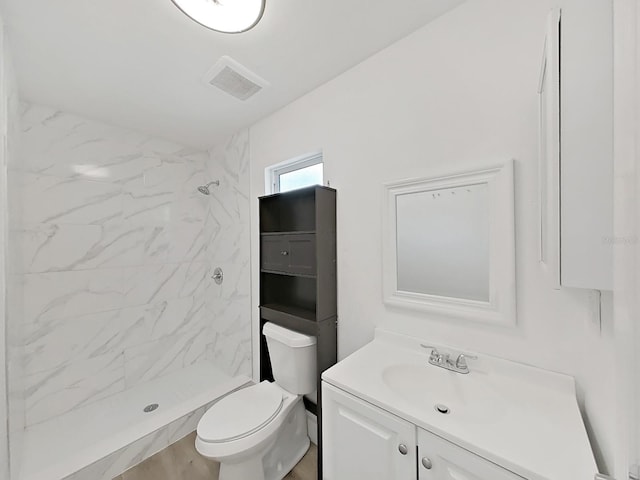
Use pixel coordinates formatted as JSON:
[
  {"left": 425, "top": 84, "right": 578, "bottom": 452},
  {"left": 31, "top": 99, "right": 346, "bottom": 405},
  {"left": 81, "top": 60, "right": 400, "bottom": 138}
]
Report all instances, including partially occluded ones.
[{"left": 20, "top": 362, "right": 250, "bottom": 480}]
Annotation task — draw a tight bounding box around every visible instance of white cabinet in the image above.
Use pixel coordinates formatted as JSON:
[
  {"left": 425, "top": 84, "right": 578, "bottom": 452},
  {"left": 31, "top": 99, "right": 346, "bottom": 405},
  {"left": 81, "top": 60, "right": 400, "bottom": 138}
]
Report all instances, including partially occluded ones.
[
  {"left": 417, "top": 429, "right": 524, "bottom": 480},
  {"left": 323, "top": 382, "right": 524, "bottom": 480},
  {"left": 539, "top": 2, "right": 614, "bottom": 291},
  {"left": 322, "top": 382, "right": 416, "bottom": 480},
  {"left": 559, "top": 0, "right": 613, "bottom": 291}
]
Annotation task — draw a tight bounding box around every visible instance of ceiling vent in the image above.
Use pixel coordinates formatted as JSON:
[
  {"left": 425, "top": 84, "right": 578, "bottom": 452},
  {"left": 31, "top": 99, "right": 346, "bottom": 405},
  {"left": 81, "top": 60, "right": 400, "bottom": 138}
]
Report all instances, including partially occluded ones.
[{"left": 203, "top": 56, "right": 269, "bottom": 101}]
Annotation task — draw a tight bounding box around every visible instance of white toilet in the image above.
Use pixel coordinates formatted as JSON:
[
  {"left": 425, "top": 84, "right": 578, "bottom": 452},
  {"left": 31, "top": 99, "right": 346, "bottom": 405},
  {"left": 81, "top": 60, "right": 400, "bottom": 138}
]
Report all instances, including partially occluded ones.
[{"left": 195, "top": 322, "right": 317, "bottom": 480}]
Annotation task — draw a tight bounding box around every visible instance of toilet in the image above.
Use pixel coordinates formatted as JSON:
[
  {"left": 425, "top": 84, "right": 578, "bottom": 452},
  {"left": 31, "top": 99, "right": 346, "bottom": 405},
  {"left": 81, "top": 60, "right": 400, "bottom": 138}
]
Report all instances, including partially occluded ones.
[{"left": 195, "top": 322, "right": 317, "bottom": 480}]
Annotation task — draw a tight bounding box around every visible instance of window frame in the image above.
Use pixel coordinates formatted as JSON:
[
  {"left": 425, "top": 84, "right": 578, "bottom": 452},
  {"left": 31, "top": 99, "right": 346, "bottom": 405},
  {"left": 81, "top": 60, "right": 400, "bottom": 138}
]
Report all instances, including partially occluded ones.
[{"left": 269, "top": 152, "right": 323, "bottom": 194}]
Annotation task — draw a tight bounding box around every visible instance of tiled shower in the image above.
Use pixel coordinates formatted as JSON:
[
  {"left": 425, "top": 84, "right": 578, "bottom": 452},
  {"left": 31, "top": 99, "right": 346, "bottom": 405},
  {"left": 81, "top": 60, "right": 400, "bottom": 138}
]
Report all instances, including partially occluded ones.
[{"left": 2, "top": 100, "right": 252, "bottom": 477}]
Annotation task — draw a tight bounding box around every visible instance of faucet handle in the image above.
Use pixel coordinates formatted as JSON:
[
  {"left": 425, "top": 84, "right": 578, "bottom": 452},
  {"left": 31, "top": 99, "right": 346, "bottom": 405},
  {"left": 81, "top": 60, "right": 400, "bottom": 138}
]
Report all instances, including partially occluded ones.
[
  {"left": 420, "top": 344, "right": 440, "bottom": 361},
  {"left": 455, "top": 353, "right": 478, "bottom": 370}
]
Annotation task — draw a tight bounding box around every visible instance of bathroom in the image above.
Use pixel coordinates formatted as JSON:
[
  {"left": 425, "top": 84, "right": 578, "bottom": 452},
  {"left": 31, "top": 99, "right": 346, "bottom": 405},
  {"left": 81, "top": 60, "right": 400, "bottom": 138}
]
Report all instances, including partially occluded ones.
[{"left": 0, "top": 0, "right": 637, "bottom": 479}]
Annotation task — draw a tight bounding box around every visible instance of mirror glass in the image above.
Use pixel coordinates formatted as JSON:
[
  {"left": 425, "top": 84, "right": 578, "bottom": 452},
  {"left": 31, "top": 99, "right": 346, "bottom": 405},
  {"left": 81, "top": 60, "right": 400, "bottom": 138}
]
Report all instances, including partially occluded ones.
[{"left": 395, "top": 183, "right": 490, "bottom": 302}]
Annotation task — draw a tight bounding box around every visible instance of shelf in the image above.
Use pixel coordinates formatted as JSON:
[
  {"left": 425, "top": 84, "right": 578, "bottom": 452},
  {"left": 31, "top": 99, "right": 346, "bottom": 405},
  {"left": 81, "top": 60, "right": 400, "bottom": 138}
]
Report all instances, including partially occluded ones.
[
  {"left": 261, "top": 231, "right": 316, "bottom": 236},
  {"left": 259, "top": 187, "right": 318, "bottom": 232},
  {"left": 260, "top": 269, "right": 317, "bottom": 279},
  {"left": 259, "top": 185, "right": 335, "bottom": 201},
  {"left": 260, "top": 303, "right": 316, "bottom": 322}
]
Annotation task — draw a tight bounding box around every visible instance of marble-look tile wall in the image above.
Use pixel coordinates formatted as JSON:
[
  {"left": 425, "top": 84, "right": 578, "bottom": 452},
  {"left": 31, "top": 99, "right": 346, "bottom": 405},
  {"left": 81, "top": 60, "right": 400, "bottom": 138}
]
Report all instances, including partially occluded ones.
[
  {"left": 1, "top": 17, "right": 24, "bottom": 479},
  {"left": 19, "top": 103, "right": 214, "bottom": 427},
  {"left": 7, "top": 74, "right": 23, "bottom": 480},
  {"left": 0, "top": 42, "right": 9, "bottom": 479},
  {"left": 204, "top": 130, "right": 252, "bottom": 378}
]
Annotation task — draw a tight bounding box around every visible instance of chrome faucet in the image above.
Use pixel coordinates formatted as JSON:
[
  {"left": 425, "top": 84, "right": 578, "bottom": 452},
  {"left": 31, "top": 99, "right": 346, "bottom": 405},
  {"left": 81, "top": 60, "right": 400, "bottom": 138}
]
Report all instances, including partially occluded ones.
[{"left": 420, "top": 345, "right": 477, "bottom": 374}]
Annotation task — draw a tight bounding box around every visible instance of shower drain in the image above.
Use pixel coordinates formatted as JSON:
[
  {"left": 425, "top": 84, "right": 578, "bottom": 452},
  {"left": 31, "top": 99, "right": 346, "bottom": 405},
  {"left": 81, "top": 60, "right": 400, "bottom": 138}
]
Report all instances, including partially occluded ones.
[{"left": 143, "top": 403, "right": 159, "bottom": 413}]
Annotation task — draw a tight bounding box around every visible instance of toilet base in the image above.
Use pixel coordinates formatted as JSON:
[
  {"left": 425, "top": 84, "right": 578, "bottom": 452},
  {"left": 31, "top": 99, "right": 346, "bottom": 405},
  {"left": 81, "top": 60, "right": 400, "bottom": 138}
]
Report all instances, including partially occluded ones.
[
  {"left": 217, "top": 399, "right": 310, "bottom": 480},
  {"left": 219, "top": 456, "right": 266, "bottom": 480}
]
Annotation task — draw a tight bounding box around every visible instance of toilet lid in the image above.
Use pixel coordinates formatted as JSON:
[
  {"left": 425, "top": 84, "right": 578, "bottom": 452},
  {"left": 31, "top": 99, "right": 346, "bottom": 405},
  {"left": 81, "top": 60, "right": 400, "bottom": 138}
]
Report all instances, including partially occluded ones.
[{"left": 198, "top": 382, "right": 284, "bottom": 443}]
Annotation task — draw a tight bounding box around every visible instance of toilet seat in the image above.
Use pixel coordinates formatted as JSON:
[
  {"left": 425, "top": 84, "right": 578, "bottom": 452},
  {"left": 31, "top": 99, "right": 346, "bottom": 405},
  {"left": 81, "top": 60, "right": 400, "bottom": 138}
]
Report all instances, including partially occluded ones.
[{"left": 198, "top": 382, "right": 285, "bottom": 443}]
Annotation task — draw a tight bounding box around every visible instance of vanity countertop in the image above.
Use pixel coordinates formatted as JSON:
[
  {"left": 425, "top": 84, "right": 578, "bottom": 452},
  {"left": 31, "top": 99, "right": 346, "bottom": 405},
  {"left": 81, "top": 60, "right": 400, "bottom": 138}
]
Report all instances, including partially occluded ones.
[{"left": 322, "top": 329, "right": 597, "bottom": 480}]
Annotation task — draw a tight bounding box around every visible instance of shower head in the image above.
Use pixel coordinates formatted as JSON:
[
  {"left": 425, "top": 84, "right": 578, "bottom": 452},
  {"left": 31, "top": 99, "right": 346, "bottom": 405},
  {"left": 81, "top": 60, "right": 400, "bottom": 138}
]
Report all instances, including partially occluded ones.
[{"left": 197, "top": 180, "right": 220, "bottom": 195}]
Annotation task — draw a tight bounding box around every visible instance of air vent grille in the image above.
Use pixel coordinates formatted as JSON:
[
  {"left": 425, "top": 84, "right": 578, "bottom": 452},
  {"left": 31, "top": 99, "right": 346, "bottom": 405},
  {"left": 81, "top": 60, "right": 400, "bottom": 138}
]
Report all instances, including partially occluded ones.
[
  {"left": 209, "top": 65, "right": 262, "bottom": 100},
  {"left": 204, "top": 56, "right": 268, "bottom": 101}
]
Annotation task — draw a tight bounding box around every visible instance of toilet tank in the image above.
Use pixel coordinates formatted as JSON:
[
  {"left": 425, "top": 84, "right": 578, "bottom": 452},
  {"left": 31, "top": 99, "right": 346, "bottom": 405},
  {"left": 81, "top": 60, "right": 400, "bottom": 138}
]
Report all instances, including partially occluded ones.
[{"left": 263, "top": 322, "right": 317, "bottom": 395}]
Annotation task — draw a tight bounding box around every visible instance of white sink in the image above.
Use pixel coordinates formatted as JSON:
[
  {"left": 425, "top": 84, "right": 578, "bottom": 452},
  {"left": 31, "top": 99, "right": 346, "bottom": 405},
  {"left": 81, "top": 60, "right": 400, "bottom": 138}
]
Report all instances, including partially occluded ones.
[{"left": 381, "top": 363, "right": 506, "bottom": 424}]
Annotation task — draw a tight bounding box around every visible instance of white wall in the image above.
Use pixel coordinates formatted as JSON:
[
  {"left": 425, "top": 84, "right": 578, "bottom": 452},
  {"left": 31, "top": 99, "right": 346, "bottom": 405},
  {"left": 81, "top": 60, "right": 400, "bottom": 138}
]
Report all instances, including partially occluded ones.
[{"left": 249, "top": 0, "right": 617, "bottom": 473}]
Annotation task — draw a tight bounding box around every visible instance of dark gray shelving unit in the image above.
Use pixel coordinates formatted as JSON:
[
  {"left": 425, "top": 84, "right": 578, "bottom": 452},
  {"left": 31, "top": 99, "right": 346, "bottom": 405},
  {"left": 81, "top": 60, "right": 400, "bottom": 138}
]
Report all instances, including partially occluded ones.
[{"left": 259, "top": 185, "right": 337, "bottom": 480}]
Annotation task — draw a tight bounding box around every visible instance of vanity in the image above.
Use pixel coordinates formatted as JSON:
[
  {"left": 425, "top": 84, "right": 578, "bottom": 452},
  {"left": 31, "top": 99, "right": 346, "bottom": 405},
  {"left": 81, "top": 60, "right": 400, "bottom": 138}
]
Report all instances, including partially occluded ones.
[{"left": 321, "top": 329, "right": 597, "bottom": 479}]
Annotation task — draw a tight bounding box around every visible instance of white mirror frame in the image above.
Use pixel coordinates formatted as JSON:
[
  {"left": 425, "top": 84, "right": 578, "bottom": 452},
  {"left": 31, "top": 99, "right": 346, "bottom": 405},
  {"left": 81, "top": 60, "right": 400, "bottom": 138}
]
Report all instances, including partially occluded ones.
[{"left": 382, "top": 160, "right": 517, "bottom": 327}]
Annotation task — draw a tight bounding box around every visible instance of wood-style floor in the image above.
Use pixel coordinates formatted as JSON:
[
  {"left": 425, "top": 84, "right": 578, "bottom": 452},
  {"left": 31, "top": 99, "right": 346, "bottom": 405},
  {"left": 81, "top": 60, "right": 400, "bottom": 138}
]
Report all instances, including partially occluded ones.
[{"left": 113, "top": 431, "right": 317, "bottom": 480}]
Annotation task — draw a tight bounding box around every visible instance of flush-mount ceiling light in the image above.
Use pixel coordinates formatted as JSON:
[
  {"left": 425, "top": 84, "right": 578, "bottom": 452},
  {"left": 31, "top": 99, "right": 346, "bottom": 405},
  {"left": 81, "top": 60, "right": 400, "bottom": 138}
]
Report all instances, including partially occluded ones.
[{"left": 171, "top": 0, "right": 265, "bottom": 34}]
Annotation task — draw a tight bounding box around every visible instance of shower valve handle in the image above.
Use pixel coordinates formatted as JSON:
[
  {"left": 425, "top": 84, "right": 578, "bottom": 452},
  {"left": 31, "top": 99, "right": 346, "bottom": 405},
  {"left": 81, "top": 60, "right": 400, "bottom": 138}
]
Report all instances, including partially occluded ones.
[{"left": 211, "top": 267, "right": 224, "bottom": 285}]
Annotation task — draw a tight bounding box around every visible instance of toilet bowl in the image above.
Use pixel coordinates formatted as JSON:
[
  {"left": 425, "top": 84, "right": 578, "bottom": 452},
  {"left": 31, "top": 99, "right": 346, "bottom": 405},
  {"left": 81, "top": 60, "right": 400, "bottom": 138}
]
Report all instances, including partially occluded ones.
[{"left": 195, "top": 323, "right": 317, "bottom": 480}]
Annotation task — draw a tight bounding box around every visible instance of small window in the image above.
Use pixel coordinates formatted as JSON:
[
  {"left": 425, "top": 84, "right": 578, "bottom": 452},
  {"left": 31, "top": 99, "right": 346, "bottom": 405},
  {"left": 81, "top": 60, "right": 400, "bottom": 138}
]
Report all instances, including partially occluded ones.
[{"left": 270, "top": 154, "right": 323, "bottom": 193}]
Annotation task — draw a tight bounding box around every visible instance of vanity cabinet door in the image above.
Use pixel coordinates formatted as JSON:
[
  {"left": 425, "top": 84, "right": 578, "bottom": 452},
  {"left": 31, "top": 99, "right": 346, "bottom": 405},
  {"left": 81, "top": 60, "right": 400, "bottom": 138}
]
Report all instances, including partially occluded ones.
[
  {"left": 322, "top": 382, "right": 416, "bottom": 480},
  {"left": 418, "top": 428, "right": 525, "bottom": 480}
]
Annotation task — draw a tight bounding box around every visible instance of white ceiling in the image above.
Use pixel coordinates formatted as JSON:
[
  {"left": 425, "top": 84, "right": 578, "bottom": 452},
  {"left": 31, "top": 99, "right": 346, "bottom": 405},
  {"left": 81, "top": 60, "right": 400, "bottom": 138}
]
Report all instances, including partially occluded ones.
[{"left": 0, "top": 0, "right": 465, "bottom": 148}]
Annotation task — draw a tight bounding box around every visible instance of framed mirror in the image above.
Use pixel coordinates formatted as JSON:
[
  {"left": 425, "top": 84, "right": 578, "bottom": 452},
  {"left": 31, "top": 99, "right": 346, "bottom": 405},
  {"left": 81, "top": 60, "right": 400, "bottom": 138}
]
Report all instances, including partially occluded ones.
[{"left": 382, "top": 161, "right": 516, "bottom": 326}]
